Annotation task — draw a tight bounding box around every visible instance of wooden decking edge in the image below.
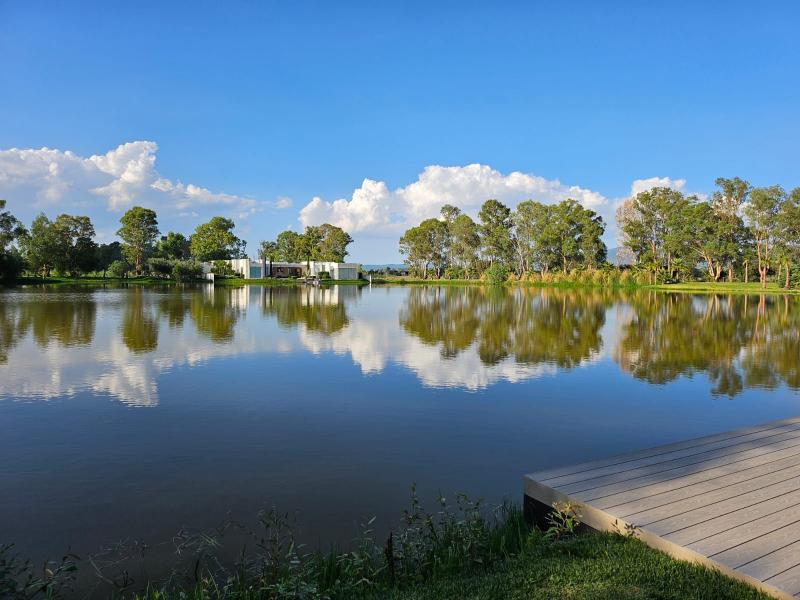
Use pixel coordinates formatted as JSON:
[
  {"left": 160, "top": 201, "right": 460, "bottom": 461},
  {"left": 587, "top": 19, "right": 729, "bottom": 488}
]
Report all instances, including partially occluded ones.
[{"left": 523, "top": 475, "right": 795, "bottom": 600}]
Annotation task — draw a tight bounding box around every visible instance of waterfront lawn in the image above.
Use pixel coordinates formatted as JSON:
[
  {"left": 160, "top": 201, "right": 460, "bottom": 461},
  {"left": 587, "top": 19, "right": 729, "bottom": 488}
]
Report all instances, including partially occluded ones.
[{"left": 391, "top": 531, "right": 768, "bottom": 600}]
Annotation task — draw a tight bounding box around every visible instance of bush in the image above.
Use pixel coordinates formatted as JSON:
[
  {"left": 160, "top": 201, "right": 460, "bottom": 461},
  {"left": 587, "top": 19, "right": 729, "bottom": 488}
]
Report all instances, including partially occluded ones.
[
  {"left": 484, "top": 264, "right": 509, "bottom": 285},
  {"left": 212, "top": 260, "right": 236, "bottom": 277},
  {"left": 318, "top": 270, "right": 331, "bottom": 280},
  {"left": 107, "top": 260, "right": 129, "bottom": 278},
  {"left": 172, "top": 260, "right": 204, "bottom": 282},
  {"left": 0, "top": 249, "right": 26, "bottom": 282},
  {"left": 444, "top": 266, "right": 466, "bottom": 280},
  {"left": 147, "top": 257, "right": 173, "bottom": 279}
]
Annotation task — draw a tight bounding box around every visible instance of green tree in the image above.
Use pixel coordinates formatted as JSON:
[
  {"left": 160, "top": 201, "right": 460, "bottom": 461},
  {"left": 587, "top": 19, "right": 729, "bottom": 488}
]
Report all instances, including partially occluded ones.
[
  {"left": 298, "top": 225, "right": 323, "bottom": 266},
  {"left": 399, "top": 218, "right": 448, "bottom": 278},
  {"left": 117, "top": 206, "right": 159, "bottom": 275},
  {"left": 448, "top": 213, "right": 480, "bottom": 276},
  {"left": 155, "top": 232, "right": 190, "bottom": 260},
  {"left": 189, "top": 216, "right": 245, "bottom": 262},
  {"left": 712, "top": 177, "right": 751, "bottom": 281},
  {"left": 96, "top": 242, "right": 123, "bottom": 277},
  {"left": 744, "top": 185, "right": 785, "bottom": 288},
  {"left": 620, "top": 187, "right": 690, "bottom": 283},
  {"left": 478, "top": 199, "right": 514, "bottom": 269},
  {"left": 21, "top": 214, "right": 59, "bottom": 277},
  {"left": 776, "top": 187, "right": 800, "bottom": 288},
  {"left": 315, "top": 223, "right": 353, "bottom": 262},
  {"left": 259, "top": 240, "right": 279, "bottom": 276},
  {"left": 0, "top": 199, "right": 27, "bottom": 281},
  {"left": 51, "top": 214, "right": 97, "bottom": 276},
  {"left": 276, "top": 230, "right": 302, "bottom": 262}
]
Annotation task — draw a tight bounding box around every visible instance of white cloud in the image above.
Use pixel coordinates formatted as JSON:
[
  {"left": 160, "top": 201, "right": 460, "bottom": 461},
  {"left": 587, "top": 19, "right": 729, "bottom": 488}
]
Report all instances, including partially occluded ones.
[
  {"left": 274, "top": 196, "right": 293, "bottom": 209},
  {"left": 629, "top": 176, "right": 688, "bottom": 197},
  {"left": 299, "top": 164, "right": 609, "bottom": 234},
  {"left": 0, "top": 141, "right": 263, "bottom": 217}
]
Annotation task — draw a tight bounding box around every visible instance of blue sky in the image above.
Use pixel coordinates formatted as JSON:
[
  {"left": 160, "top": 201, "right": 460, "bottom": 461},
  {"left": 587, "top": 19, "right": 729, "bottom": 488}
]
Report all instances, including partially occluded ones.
[{"left": 1, "top": 0, "right": 798, "bottom": 262}]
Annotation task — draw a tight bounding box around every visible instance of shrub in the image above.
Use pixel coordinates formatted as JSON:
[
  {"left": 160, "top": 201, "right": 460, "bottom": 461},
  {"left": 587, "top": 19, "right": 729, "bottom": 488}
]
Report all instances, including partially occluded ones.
[
  {"left": 172, "top": 260, "right": 204, "bottom": 282},
  {"left": 318, "top": 271, "right": 331, "bottom": 280},
  {"left": 107, "top": 259, "right": 129, "bottom": 278},
  {"left": 484, "top": 264, "right": 509, "bottom": 285},
  {"left": 0, "top": 249, "right": 26, "bottom": 282},
  {"left": 147, "top": 257, "right": 173, "bottom": 279},
  {"left": 444, "top": 266, "right": 465, "bottom": 280}
]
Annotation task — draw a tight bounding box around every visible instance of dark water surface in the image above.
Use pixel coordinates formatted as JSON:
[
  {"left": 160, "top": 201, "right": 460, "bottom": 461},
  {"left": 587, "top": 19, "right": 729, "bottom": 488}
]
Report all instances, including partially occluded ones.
[{"left": 2, "top": 284, "right": 800, "bottom": 567}]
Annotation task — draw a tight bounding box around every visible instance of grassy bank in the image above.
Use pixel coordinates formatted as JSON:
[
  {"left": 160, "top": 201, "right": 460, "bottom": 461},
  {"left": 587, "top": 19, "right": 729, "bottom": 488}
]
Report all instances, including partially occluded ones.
[
  {"left": 3, "top": 496, "right": 767, "bottom": 600},
  {"left": 373, "top": 274, "right": 800, "bottom": 295},
  {"left": 12, "top": 275, "right": 169, "bottom": 285},
  {"left": 389, "top": 532, "right": 767, "bottom": 600}
]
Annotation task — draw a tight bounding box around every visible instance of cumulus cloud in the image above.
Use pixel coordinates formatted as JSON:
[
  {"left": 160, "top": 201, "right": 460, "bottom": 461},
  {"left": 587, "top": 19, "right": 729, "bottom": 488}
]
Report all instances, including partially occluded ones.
[
  {"left": 299, "top": 164, "right": 609, "bottom": 234},
  {"left": 629, "top": 176, "right": 688, "bottom": 197},
  {"left": 0, "top": 141, "right": 264, "bottom": 217}
]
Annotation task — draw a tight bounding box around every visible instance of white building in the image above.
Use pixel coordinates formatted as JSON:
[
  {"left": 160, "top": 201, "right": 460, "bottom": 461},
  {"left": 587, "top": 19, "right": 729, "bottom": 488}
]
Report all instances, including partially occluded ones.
[{"left": 204, "top": 258, "right": 360, "bottom": 280}]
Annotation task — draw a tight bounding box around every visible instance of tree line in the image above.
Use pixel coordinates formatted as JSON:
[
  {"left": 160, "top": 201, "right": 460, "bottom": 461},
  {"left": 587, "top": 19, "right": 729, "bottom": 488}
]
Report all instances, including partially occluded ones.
[
  {"left": 399, "top": 177, "right": 800, "bottom": 289},
  {"left": 618, "top": 177, "right": 800, "bottom": 288},
  {"left": 0, "top": 199, "right": 354, "bottom": 282},
  {"left": 399, "top": 199, "right": 606, "bottom": 281},
  {"left": 258, "top": 224, "right": 353, "bottom": 266}
]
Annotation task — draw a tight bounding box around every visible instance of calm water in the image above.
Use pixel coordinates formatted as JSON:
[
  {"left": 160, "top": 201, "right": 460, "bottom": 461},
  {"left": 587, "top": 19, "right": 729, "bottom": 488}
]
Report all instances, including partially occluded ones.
[{"left": 2, "top": 284, "right": 800, "bottom": 567}]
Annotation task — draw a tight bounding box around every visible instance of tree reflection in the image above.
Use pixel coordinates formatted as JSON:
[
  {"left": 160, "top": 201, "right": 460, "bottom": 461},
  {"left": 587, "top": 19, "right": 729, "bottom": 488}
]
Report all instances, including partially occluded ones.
[
  {"left": 121, "top": 287, "right": 158, "bottom": 353},
  {"left": 400, "top": 286, "right": 610, "bottom": 368},
  {"left": 260, "top": 286, "right": 351, "bottom": 334},
  {"left": 190, "top": 287, "right": 245, "bottom": 342},
  {"left": 615, "top": 293, "right": 800, "bottom": 397}
]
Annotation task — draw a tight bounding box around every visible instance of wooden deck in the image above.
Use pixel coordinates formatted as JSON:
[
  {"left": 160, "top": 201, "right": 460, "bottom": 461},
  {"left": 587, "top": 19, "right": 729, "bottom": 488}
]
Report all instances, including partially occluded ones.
[{"left": 524, "top": 416, "right": 800, "bottom": 600}]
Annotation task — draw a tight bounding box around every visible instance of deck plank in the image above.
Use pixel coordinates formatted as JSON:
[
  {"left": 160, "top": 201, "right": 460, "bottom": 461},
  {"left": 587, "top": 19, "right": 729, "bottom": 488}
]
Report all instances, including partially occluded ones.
[
  {"left": 524, "top": 417, "right": 800, "bottom": 600},
  {"left": 531, "top": 417, "right": 800, "bottom": 482}
]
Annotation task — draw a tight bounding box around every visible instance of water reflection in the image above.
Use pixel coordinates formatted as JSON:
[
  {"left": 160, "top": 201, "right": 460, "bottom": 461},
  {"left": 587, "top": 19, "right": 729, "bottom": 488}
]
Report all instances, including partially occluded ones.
[
  {"left": 1, "top": 285, "right": 800, "bottom": 404},
  {"left": 400, "top": 287, "right": 608, "bottom": 367},
  {"left": 615, "top": 293, "right": 800, "bottom": 397}
]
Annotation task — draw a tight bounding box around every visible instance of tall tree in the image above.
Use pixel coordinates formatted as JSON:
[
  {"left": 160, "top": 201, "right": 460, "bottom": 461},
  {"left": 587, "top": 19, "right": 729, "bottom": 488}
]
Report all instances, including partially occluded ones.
[
  {"left": 777, "top": 188, "right": 800, "bottom": 287},
  {"left": 744, "top": 185, "right": 785, "bottom": 288},
  {"left": 448, "top": 213, "right": 480, "bottom": 276},
  {"left": 399, "top": 218, "right": 448, "bottom": 278},
  {"left": 51, "top": 214, "right": 97, "bottom": 276},
  {"left": 155, "top": 232, "right": 190, "bottom": 260},
  {"left": 96, "top": 242, "right": 123, "bottom": 277},
  {"left": 620, "top": 187, "right": 689, "bottom": 283},
  {"left": 118, "top": 206, "right": 159, "bottom": 275},
  {"left": 21, "top": 214, "right": 59, "bottom": 277},
  {"left": 712, "top": 177, "right": 751, "bottom": 281},
  {"left": 0, "top": 199, "right": 27, "bottom": 281},
  {"left": 478, "top": 199, "right": 514, "bottom": 268},
  {"left": 276, "top": 230, "right": 302, "bottom": 262},
  {"left": 315, "top": 224, "right": 353, "bottom": 262},
  {"left": 189, "top": 216, "right": 246, "bottom": 262},
  {"left": 259, "top": 240, "right": 279, "bottom": 276}
]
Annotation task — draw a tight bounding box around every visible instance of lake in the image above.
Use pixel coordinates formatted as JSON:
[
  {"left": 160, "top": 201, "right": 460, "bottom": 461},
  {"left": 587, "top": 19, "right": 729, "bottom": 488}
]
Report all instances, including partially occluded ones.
[{"left": 2, "top": 283, "right": 800, "bottom": 573}]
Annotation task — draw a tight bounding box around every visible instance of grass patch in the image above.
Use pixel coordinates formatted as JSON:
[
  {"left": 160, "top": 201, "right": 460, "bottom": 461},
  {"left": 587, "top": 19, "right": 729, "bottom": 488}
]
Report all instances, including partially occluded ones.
[
  {"left": 645, "top": 281, "right": 800, "bottom": 295},
  {"left": 389, "top": 532, "right": 768, "bottom": 600},
  {"left": 2, "top": 493, "right": 769, "bottom": 600}
]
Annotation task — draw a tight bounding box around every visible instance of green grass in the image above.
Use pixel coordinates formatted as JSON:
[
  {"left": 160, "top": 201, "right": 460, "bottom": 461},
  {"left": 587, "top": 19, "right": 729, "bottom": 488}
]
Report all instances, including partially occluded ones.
[
  {"left": 12, "top": 275, "right": 169, "bottom": 285},
  {"left": 388, "top": 532, "right": 768, "bottom": 600},
  {"left": 646, "top": 281, "right": 800, "bottom": 295},
  {"left": 2, "top": 498, "right": 771, "bottom": 600}
]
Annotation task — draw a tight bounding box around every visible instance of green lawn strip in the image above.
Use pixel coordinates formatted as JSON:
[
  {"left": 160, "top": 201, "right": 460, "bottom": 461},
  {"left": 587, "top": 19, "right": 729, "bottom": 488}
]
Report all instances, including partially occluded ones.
[{"left": 389, "top": 532, "right": 769, "bottom": 600}]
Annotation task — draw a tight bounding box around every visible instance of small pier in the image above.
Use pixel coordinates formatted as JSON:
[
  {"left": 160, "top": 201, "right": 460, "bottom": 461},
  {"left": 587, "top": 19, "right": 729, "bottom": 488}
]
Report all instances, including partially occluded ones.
[{"left": 524, "top": 417, "right": 800, "bottom": 599}]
